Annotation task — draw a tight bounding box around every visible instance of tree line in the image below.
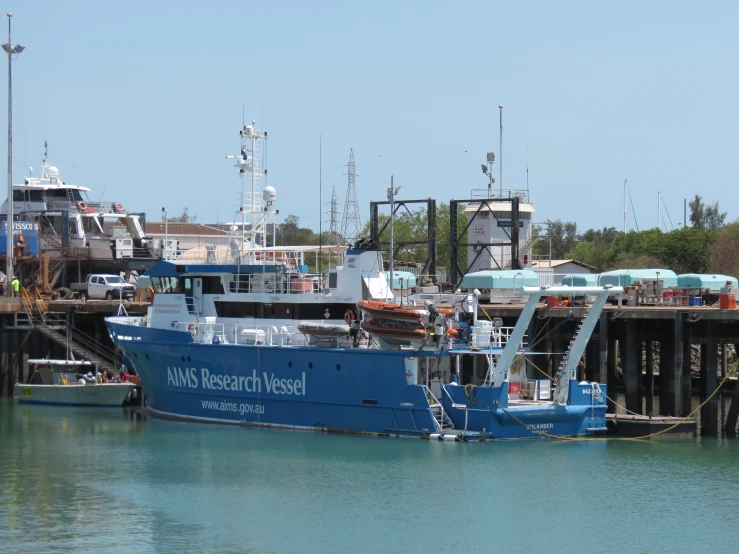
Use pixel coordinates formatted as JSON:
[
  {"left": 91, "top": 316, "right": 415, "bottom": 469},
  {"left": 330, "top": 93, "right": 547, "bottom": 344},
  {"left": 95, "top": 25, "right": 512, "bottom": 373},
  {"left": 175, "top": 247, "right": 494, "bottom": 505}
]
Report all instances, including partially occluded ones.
[
  {"left": 273, "top": 193, "right": 738, "bottom": 277},
  {"left": 534, "top": 194, "right": 737, "bottom": 275}
]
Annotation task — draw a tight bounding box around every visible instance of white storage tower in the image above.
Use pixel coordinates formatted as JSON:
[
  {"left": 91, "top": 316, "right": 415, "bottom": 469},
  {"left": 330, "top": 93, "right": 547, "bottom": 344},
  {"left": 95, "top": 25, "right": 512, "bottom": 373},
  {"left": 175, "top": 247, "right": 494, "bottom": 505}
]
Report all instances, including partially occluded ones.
[{"left": 464, "top": 196, "right": 535, "bottom": 272}]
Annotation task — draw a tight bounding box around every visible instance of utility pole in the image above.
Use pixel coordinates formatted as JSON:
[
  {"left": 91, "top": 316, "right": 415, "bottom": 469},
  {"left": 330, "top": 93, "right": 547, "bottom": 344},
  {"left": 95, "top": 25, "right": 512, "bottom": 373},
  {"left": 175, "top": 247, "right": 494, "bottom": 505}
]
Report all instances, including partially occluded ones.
[
  {"left": 2, "top": 13, "right": 25, "bottom": 296},
  {"left": 387, "top": 176, "right": 400, "bottom": 297},
  {"left": 341, "top": 149, "right": 360, "bottom": 244},
  {"left": 328, "top": 185, "right": 339, "bottom": 245},
  {"left": 498, "top": 105, "right": 503, "bottom": 197}
]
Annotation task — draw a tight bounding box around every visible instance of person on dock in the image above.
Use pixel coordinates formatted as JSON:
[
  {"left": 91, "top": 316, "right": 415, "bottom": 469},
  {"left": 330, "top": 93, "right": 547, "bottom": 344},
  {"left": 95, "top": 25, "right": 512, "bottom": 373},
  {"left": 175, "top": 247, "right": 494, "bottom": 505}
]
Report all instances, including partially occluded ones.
[
  {"left": 11, "top": 276, "right": 20, "bottom": 297},
  {"left": 13, "top": 234, "right": 25, "bottom": 258}
]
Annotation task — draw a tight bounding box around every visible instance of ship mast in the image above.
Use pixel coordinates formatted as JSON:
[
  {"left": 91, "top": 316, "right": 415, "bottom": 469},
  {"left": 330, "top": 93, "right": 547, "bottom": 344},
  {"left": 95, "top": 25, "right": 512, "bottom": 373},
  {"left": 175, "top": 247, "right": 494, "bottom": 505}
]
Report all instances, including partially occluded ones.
[{"left": 226, "top": 121, "right": 274, "bottom": 263}]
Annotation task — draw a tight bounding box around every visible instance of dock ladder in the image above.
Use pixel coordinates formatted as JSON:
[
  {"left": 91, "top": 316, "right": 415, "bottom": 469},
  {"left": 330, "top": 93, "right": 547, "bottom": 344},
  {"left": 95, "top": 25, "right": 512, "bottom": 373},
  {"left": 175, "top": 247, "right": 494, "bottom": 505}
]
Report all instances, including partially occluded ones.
[{"left": 553, "top": 304, "right": 591, "bottom": 387}]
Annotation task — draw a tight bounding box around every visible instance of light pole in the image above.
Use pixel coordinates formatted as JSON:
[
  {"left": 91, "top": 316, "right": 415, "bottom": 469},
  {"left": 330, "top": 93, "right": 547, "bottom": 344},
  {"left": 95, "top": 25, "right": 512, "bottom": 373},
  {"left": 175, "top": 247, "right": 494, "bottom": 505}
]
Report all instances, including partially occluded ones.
[
  {"left": 498, "top": 104, "right": 503, "bottom": 197},
  {"left": 387, "top": 177, "right": 400, "bottom": 300},
  {"left": 2, "top": 13, "right": 25, "bottom": 296},
  {"left": 162, "top": 207, "right": 168, "bottom": 260}
]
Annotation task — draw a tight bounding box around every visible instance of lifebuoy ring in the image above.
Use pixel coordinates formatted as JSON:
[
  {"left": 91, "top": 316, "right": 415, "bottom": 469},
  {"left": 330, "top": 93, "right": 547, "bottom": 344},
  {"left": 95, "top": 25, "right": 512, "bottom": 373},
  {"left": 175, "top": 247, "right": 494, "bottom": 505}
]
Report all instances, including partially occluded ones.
[
  {"left": 77, "top": 201, "right": 88, "bottom": 211},
  {"left": 344, "top": 309, "right": 355, "bottom": 325},
  {"left": 113, "top": 202, "right": 124, "bottom": 213}
]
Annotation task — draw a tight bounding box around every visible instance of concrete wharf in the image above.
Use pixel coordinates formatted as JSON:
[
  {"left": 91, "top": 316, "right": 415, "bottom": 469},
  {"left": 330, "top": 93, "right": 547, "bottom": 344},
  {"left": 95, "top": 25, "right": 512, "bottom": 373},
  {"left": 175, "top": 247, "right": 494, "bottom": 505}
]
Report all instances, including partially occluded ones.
[
  {"left": 1, "top": 297, "right": 738, "bottom": 437},
  {"left": 478, "top": 303, "right": 739, "bottom": 436},
  {"left": 0, "top": 298, "right": 149, "bottom": 398}
]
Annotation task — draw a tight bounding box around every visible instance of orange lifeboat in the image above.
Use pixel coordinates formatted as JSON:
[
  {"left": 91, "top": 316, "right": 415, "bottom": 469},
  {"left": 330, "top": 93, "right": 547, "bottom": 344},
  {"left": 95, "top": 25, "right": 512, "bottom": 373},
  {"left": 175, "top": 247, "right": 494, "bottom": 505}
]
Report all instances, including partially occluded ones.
[
  {"left": 358, "top": 300, "right": 427, "bottom": 322},
  {"left": 360, "top": 319, "right": 427, "bottom": 345}
]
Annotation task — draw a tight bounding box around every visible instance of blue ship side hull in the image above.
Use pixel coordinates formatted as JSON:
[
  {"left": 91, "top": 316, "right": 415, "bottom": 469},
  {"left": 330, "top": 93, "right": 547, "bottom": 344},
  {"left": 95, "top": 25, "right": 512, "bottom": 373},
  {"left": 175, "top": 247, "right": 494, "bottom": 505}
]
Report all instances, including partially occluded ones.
[
  {"left": 106, "top": 320, "right": 440, "bottom": 438},
  {"left": 441, "top": 382, "right": 608, "bottom": 438}
]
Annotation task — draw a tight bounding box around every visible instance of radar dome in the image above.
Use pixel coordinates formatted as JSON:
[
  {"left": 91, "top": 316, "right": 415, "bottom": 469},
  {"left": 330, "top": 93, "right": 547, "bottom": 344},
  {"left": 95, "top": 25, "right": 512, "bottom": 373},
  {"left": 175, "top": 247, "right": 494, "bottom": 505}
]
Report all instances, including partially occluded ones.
[
  {"left": 47, "top": 166, "right": 59, "bottom": 179},
  {"left": 263, "top": 186, "right": 276, "bottom": 203}
]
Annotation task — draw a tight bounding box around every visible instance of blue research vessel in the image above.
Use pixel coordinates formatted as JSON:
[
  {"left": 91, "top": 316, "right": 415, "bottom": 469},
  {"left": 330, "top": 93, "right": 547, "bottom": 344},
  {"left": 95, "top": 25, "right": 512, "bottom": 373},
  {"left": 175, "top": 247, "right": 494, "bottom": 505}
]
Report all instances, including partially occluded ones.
[{"left": 106, "top": 123, "right": 622, "bottom": 440}]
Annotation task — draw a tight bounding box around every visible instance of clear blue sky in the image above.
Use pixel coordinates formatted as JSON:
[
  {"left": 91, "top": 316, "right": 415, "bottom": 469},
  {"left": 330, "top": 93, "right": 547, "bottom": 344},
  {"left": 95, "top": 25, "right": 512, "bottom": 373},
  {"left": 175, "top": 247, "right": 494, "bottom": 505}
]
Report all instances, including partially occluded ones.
[{"left": 4, "top": 1, "right": 738, "bottom": 234}]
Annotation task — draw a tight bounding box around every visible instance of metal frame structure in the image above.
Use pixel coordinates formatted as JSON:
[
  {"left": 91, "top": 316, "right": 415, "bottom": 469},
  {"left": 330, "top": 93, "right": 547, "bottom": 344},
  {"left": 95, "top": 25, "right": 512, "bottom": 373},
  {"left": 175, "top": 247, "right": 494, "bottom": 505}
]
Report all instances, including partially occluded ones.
[
  {"left": 370, "top": 198, "right": 437, "bottom": 283},
  {"left": 449, "top": 196, "right": 521, "bottom": 288}
]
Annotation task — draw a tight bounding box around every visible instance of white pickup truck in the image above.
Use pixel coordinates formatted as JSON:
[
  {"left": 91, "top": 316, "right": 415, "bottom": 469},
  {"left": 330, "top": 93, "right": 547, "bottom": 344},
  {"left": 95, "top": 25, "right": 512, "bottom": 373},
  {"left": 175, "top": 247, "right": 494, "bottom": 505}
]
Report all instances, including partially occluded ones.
[{"left": 79, "top": 274, "right": 137, "bottom": 300}]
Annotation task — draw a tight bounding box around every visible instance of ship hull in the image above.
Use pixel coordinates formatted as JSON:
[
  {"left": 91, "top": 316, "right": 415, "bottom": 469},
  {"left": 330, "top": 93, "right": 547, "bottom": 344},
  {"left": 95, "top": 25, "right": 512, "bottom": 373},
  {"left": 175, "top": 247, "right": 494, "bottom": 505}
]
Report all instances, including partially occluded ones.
[
  {"left": 14, "top": 383, "right": 135, "bottom": 407},
  {"left": 106, "top": 319, "right": 440, "bottom": 437}
]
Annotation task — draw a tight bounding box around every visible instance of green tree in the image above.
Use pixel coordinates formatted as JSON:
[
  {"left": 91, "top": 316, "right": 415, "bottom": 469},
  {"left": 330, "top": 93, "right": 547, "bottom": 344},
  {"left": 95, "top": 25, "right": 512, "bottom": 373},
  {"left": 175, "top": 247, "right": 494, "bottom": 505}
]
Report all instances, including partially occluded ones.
[
  {"left": 660, "top": 227, "right": 716, "bottom": 273},
  {"left": 710, "top": 221, "right": 739, "bottom": 276},
  {"left": 166, "top": 207, "right": 197, "bottom": 223},
  {"left": 565, "top": 226, "right": 618, "bottom": 269},
  {"left": 277, "top": 215, "right": 318, "bottom": 246},
  {"left": 689, "top": 194, "right": 726, "bottom": 230},
  {"left": 533, "top": 219, "right": 577, "bottom": 259}
]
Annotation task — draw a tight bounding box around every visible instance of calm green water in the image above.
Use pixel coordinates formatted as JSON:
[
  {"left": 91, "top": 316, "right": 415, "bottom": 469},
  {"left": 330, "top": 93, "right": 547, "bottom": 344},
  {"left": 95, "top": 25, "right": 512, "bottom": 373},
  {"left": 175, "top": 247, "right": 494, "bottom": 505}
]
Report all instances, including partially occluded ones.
[{"left": 1, "top": 398, "right": 739, "bottom": 554}]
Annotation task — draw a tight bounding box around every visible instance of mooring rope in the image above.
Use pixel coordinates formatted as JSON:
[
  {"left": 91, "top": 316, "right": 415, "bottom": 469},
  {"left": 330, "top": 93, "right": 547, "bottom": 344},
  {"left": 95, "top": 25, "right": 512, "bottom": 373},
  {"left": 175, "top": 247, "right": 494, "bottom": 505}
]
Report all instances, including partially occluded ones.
[{"left": 493, "top": 366, "right": 737, "bottom": 442}]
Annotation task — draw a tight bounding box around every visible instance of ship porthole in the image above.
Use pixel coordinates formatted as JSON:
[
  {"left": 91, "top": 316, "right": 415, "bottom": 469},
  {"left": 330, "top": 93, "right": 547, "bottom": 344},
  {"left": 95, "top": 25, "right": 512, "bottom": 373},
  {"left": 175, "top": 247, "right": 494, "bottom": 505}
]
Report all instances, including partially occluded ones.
[
  {"left": 145, "top": 354, "right": 150, "bottom": 360},
  {"left": 308, "top": 362, "right": 313, "bottom": 369},
  {"left": 187, "top": 356, "right": 191, "bottom": 362},
  {"left": 181, "top": 356, "right": 185, "bottom": 362},
  {"left": 288, "top": 361, "right": 292, "bottom": 368},
  {"left": 133, "top": 353, "right": 138, "bottom": 359},
  {"left": 336, "top": 364, "right": 341, "bottom": 371}
]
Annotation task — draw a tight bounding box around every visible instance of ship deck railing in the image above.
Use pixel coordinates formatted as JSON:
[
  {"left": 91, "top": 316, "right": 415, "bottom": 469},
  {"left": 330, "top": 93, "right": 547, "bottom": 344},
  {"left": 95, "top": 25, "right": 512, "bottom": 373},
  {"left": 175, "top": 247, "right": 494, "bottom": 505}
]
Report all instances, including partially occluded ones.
[
  {"left": 171, "top": 321, "right": 304, "bottom": 347},
  {"left": 469, "top": 326, "right": 524, "bottom": 350}
]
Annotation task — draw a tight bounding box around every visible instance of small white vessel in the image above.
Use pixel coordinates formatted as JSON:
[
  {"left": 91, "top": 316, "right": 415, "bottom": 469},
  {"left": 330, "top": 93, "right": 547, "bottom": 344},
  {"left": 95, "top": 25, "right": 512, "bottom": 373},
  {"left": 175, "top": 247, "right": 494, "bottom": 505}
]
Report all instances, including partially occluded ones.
[{"left": 14, "top": 359, "right": 135, "bottom": 407}]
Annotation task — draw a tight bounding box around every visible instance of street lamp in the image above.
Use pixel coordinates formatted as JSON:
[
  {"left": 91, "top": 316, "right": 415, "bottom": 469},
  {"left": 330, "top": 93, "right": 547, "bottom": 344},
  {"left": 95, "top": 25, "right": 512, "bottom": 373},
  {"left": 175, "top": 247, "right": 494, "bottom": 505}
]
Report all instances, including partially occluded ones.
[
  {"left": 387, "top": 177, "right": 400, "bottom": 300},
  {"left": 2, "top": 13, "right": 25, "bottom": 296},
  {"left": 162, "top": 207, "right": 168, "bottom": 260}
]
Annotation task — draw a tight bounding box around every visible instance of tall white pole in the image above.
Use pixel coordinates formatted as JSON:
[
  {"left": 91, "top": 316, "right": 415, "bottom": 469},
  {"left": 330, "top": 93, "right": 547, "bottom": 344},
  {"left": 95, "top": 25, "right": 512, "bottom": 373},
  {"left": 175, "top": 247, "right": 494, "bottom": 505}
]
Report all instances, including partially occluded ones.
[
  {"left": 498, "top": 105, "right": 503, "bottom": 197},
  {"left": 3, "top": 13, "right": 19, "bottom": 296},
  {"left": 388, "top": 175, "right": 394, "bottom": 297},
  {"left": 162, "top": 208, "right": 168, "bottom": 260},
  {"left": 623, "top": 179, "right": 628, "bottom": 233}
]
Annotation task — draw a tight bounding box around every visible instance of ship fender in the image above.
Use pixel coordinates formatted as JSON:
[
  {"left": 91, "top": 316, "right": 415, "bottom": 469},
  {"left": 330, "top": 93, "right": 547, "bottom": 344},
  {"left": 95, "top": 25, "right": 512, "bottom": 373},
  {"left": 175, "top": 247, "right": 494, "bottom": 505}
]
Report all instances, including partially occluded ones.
[{"left": 212, "top": 335, "right": 221, "bottom": 345}]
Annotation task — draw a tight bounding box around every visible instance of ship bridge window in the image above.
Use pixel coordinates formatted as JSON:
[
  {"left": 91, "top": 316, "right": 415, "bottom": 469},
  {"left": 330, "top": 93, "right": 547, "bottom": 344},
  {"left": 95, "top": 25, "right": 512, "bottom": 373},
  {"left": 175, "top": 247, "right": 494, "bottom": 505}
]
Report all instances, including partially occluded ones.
[
  {"left": 203, "top": 276, "right": 225, "bottom": 294},
  {"left": 48, "top": 190, "right": 70, "bottom": 200},
  {"left": 71, "top": 190, "right": 84, "bottom": 202},
  {"left": 151, "top": 276, "right": 181, "bottom": 293},
  {"left": 12, "top": 190, "right": 43, "bottom": 202}
]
